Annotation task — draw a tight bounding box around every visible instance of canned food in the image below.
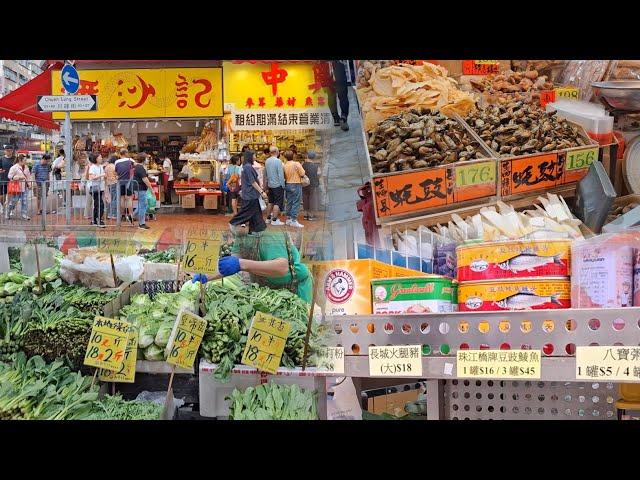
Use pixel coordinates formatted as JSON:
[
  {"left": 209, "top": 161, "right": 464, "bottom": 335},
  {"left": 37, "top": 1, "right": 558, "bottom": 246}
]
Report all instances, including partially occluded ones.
[
  {"left": 458, "top": 277, "right": 571, "bottom": 311},
  {"left": 457, "top": 240, "right": 571, "bottom": 282},
  {"left": 372, "top": 276, "right": 453, "bottom": 315}
]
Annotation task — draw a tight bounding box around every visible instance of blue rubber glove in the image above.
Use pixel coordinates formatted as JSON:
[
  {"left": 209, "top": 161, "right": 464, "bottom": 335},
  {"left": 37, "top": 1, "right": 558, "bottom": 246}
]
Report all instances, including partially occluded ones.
[
  {"left": 192, "top": 273, "right": 208, "bottom": 284},
  {"left": 218, "top": 256, "right": 241, "bottom": 277}
]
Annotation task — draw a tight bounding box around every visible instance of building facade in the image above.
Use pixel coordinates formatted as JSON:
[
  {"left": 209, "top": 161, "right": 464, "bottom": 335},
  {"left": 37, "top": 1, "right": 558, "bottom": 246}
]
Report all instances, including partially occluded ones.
[{"left": 0, "top": 60, "right": 44, "bottom": 97}]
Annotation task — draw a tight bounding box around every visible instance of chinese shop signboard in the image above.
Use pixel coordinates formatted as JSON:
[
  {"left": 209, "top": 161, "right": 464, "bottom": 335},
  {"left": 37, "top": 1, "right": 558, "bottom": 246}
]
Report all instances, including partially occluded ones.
[
  {"left": 224, "top": 61, "right": 332, "bottom": 130},
  {"left": 52, "top": 68, "right": 223, "bottom": 120}
]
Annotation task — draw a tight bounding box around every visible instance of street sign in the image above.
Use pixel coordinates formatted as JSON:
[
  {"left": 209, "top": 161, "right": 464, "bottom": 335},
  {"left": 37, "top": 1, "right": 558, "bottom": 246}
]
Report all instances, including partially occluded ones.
[
  {"left": 61, "top": 64, "right": 80, "bottom": 94},
  {"left": 37, "top": 95, "right": 97, "bottom": 112}
]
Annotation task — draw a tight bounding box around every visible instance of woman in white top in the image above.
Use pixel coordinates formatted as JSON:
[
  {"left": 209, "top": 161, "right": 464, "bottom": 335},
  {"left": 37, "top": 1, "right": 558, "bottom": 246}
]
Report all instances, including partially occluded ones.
[
  {"left": 87, "top": 153, "right": 106, "bottom": 227},
  {"left": 161, "top": 153, "right": 174, "bottom": 205},
  {"left": 5, "top": 155, "right": 31, "bottom": 220}
]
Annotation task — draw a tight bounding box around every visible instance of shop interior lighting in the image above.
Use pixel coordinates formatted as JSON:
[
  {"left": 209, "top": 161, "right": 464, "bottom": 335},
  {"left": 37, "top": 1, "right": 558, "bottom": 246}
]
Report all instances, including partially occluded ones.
[
  {"left": 196, "top": 121, "right": 200, "bottom": 128},
  {"left": 176, "top": 121, "right": 182, "bottom": 127},
  {"left": 145, "top": 122, "right": 149, "bottom": 128},
  {"left": 117, "top": 122, "right": 122, "bottom": 129},
  {"left": 101, "top": 122, "right": 106, "bottom": 129},
  {"left": 131, "top": 123, "right": 136, "bottom": 129}
]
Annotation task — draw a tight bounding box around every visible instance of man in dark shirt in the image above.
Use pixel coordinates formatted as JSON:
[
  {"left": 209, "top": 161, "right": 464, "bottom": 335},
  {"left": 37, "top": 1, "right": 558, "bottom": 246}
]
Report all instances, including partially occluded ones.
[
  {"left": 230, "top": 150, "right": 269, "bottom": 234},
  {"left": 132, "top": 154, "right": 153, "bottom": 230},
  {"left": 0, "top": 145, "right": 16, "bottom": 209},
  {"left": 114, "top": 148, "right": 135, "bottom": 224},
  {"left": 32, "top": 154, "right": 52, "bottom": 215}
]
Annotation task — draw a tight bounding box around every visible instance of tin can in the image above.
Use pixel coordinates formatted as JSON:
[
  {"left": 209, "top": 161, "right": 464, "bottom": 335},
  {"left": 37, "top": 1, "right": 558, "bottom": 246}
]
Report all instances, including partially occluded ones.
[
  {"left": 458, "top": 277, "right": 571, "bottom": 312},
  {"left": 456, "top": 239, "right": 571, "bottom": 282},
  {"left": 451, "top": 281, "right": 459, "bottom": 312},
  {"left": 372, "top": 276, "right": 453, "bottom": 315}
]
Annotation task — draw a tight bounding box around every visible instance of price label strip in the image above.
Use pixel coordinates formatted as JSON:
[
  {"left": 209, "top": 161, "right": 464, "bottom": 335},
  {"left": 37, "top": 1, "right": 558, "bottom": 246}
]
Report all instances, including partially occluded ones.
[
  {"left": 165, "top": 309, "right": 207, "bottom": 370},
  {"left": 96, "top": 233, "right": 137, "bottom": 256},
  {"left": 462, "top": 60, "right": 500, "bottom": 75},
  {"left": 368, "top": 345, "right": 422, "bottom": 377},
  {"left": 565, "top": 146, "right": 599, "bottom": 171},
  {"left": 576, "top": 346, "right": 640, "bottom": 382},
  {"left": 182, "top": 234, "right": 223, "bottom": 276},
  {"left": 540, "top": 87, "right": 580, "bottom": 107},
  {"left": 241, "top": 312, "right": 291, "bottom": 374},
  {"left": 84, "top": 316, "right": 131, "bottom": 372},
  {"left": 317, "top": 346, "right": 345, "bottom": 375},
  {"left": 457, "top": 349, "right": 541, "bottom": 379},
  {"left": 98, "top": 328, "right": 138, "bottom": 383}
]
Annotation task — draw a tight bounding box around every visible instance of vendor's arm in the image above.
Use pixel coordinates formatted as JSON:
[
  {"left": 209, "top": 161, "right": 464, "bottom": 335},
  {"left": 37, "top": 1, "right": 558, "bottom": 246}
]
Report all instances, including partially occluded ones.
[{"left": 240, "top": 258, "right": 289, "bottom": 277}]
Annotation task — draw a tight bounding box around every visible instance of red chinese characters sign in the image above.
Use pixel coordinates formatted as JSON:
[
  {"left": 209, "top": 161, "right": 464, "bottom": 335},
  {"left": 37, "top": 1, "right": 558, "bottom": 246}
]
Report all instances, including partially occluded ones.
[{"left": 52, "top": 68, "right": 223, "bottom": 120}]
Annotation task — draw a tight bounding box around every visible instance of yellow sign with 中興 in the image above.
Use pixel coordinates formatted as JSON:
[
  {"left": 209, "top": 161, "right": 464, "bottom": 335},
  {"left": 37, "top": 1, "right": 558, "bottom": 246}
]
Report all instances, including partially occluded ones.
[
  {"left": 98, "top": 329, "right": 138, "bottom": 383},
  {"left": 165, "top": 310, "right": 207, "bottom": 370},
  {"left": 84, "top": 317, "right": 131, "bottom": 372},
  {"left": 457, "top": 349, "right": 541, "bottom": 379},
  {"left": 241, "top": 312, "right": 291, "bottom": 374},
  {"left": 52, "top": 67, "right": 223, "bottom": 120},
  {"left": 181, "top": 232, "right": 223, "bottom": 276}
]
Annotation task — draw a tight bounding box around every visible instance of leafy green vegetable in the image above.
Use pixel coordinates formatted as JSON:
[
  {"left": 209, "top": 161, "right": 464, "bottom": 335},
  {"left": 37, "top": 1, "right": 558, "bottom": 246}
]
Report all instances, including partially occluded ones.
[
  {"left": 227, "top": 383, "right": 317, "bottom": 420},
  {"left": 142, "top": 248, "right": 177, "bottom": 264},
  {"left": 86, "top": 394, "right": 163, "bottom": 420}
]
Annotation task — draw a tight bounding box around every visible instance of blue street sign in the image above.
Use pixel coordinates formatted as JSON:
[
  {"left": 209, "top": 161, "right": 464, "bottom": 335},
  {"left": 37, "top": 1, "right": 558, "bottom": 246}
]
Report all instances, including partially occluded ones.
[{"left": 61, "top": 64, "right": 80, "bottom": 94}]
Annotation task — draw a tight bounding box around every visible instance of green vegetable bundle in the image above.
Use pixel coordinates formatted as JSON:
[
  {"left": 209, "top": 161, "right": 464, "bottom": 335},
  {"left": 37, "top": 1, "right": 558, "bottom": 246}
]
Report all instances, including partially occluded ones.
[
  {"left": 201, "top": 278, "right": 320, "bottom": 382},
  {"left": 86, "top": 394, "right": 163, "bottom": 420},
  {"left": 227, "top": 383, "right": 317, "bottom": 420},
  {"left": 142, "top": 247, "right": 177, "bottom": 264}
]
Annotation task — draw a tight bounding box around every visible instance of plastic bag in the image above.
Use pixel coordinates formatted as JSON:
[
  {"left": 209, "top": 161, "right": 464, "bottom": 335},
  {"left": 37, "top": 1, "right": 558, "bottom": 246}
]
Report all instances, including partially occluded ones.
[
  {"left": 115, "top": 255, "right": 144, "bottom": 283},
  {"left": 135, "top": 390, "right": 185, "bottom": 409},
  {"left": 146, "top": 189, "right": 157, "bottom": 210},
  {"left": 259, "top": 196, "right": 266, "bottom": 211}
]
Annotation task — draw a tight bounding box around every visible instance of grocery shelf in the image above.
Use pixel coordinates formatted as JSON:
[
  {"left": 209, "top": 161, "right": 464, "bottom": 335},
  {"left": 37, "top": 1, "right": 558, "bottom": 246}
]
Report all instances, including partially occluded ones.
[
  {"left": 135, "top": 360, "right": 193, "bottom": 375},
  {"left": 199, "top": 360, "right": 337, "bottom": 377}
]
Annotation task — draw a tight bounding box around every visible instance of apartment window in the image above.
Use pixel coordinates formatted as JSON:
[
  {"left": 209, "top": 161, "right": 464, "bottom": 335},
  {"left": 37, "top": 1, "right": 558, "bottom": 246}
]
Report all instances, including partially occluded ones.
[
  {"left": 18, "top": 74, "right": 26, "bottom": 83},
  {"left": 3, "top": 67, "right": 17, "bottom": 82}
]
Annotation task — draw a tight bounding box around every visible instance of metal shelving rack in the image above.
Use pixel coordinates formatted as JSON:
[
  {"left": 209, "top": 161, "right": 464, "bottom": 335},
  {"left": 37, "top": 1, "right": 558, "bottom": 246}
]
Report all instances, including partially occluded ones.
[{"left": 324, "top": 308, "right": 640, "bottom": 420}]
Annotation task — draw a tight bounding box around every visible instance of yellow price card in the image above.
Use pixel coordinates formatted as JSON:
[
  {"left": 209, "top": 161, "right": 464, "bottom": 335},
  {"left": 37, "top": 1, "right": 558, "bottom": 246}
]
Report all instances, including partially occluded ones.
[
  {"left": 457, "top": 349, "right": 541, "bottom": 379},
  {"left": 565, "top": 146, "right": 599, "bottom": 171},
  {"left": 182, "top": 233, "right": 223, "bottom": 275},
  {"left": 455, "top": 161, "right": 496, "bottom": 188},
  {"left": 84, "top": 317, "right": 131, "bottom": 372},
  {"left": 96, "top": 232, "right": 137, "bottom": 256},
  {"left": 317, "top": 346, "right": 345, "bottom": 374},
  {"left": 554, "top": 87, "right": 579, "bottom": 100},
  {"left": 368, "top": 345, "right": 422, "bottom": 377},
  {"left": 165, "top": 310, "right": 207, "bottom": 370},
  {"left": 576, "top": 346, "right": 640, "bottom": 382},
  {"left": 98, "top": 329, "right": 138, "bottom": 383},
  {"left": 241, "top": 312, "right": 291, "bottom": 374}
]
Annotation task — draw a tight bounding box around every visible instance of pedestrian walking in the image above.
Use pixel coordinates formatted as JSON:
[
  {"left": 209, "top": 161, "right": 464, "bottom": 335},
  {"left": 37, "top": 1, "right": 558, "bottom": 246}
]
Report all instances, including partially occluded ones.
[
  {"left": 264, "top": 146, "right": 285, "bottom": 226},
  {"left": 302, "top": 151, "right": 320, "bottom": 221},
  {"left": 230, "top": 150, "right": 268, "bottom": 234},
  {"left": 283, "top": 150, "right": 306, "bottom": 228}
]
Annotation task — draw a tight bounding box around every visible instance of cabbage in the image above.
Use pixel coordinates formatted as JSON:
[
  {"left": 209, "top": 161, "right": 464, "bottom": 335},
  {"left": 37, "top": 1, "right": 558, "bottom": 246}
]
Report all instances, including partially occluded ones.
[
  {"left": 144, "top": 344, "right": 164, "bottom": 361},
  {"left": 154, "top": 321, "right": 174, "bottom": 348},
  {"left": 132, "top": 294, "right": 152, "bottom": 307},
  {"left": 180, "top": 281, "right": 200, "bottom": 297},
  {"left": 150, "top": 309, "right": 165, "bottom": 320},
  {"left": 139, "top": 321, "right": 159, "bottom": 348}
]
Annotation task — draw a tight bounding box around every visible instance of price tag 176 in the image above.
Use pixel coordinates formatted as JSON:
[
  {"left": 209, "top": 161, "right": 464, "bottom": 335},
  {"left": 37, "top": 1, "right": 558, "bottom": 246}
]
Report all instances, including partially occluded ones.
[
  {"left": 84, "top": 316, "right": 131, "bottom": 372},
  {"left": 317, "top": 346, "right": 345, "bottom": 374},
  {"left": 576, "top": 346, "right": 640, "bottom": 382},
  {"left": 165, "top": 309, "right": 207, "bottom": 370},
  {"left": 241, "top": 312, "right": 291, "bottom": 374},
  {"left": 457, "top": 349, "right": 541, "bottom": 379},
  {"left": 98, "top": 328, "right": 138, "bottom": 383},
  {"left": 368, "top": 345, "right": 422, "bottom": 377},
  {"left": 455, "top": 161, "right": 496, "bottom": 188}
]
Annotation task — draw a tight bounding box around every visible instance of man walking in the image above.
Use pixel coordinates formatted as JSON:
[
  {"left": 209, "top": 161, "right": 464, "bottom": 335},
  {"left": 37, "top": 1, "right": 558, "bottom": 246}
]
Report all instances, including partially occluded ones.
[
  {"left": 0, "top": 145, "right": 16, "bottom": 212},
  {"left": 264, "top": 145, "right": 285, "bottom": 226},
  {"left": 114, "top": 148, "right": 135, "bottom": 224},
  {"left": 327, "top": 60, "right": 350, "bottom": 131},
  {"left": 32, "top": 154, "right": 52, "bottom": 215}
]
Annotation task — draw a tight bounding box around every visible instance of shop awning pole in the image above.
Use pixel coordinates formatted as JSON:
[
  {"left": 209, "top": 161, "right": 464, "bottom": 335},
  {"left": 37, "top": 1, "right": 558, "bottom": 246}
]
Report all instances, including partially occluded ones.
[{"left": 64, "top": 112, "right": 72, "bottom": 225}]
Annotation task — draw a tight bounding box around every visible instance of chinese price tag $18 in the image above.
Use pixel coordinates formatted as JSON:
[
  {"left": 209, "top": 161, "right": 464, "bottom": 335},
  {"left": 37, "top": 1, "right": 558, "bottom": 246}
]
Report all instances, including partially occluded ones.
[
  {"left": 98, "top": 328, "right": 138, "bottom": 383},
  {"left": 84, "top": 316, "right": 132, "bottom": 372},
  {"left": 457, "top": 349, "right": 541, "bottom": 379},
  {"left": 241, "top": 312, "right": 291, "bottom": 375},
  {"left": 165, "top": 309, "right": 207, "bottom": 370},
  {"left": 368, "top": 345, "right": 422, "bottom": 377},
  {"left": 576, "top": 346, "right": 640, "bottom": 382}
]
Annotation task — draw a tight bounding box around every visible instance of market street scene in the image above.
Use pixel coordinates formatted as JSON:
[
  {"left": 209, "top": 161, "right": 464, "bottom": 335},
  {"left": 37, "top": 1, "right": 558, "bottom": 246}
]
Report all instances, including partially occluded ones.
[{"left": 1, "top": 59, "right": 640, "bottom": 420}]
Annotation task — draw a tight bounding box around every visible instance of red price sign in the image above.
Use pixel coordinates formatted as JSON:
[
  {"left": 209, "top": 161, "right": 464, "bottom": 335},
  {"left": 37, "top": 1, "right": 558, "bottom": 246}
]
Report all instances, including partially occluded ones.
[
  {"left": 539, "top": 90, "right": 556, "bottom": 108},
  {"left": 463, "top": 61, "right": 500, "bottom": 75},
  {"left": 500, "top": 152, "right": 561, "bottom": 197}
]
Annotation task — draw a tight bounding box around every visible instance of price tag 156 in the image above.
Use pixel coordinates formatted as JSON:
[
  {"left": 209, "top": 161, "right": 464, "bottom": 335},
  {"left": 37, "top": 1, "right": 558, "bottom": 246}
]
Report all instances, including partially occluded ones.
[
  {"left": 241, "top": 312, "right": 291, "bottom": 374},
  {"left": 576, "top": 346, "right": 640, "bottom": 382},
  {"left": 84, "top": 317, "right": 131, "bottom": 372},
  {"left": 165, "top": 309, "right": 207, "bottom": 370},
  {"left": 457, "top": 349, "right": 541, "bottom": 379},
  {"left": 565, "top": 146, "right": 598, "bottom": 171},
  {"left": 317, "top": 346, "right": 345, "bottom": 374},
  {"left": 368, "top": 345, "right": 422, "bottom": 377},
  {"left": 98, "top": 328, "right": 138, "bottom": 383}
]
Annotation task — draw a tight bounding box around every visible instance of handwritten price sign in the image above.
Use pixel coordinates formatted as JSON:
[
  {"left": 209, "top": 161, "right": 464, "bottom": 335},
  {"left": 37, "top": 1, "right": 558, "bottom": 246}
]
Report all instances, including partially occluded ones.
[
  {"left": 457, "top": 349, "right": 541, "bottom": 379},
  {"left": 84, "top": 317, "right": 131, "bottom": 372},
  {"left": 368, "top": 345, "right": 422, "bottom": 377},
  {"left": 241, "top": 312, "right": 291, "bottom": 374},
  {"left": 462, "top": 60, "right": 500, "bottom": 75},
  {"left": 96, "top": 233, "right": 137, "bottom": 256},
  {"left": 98, "top": 328, "right": 138, "bottom": 383},
  {"left": 165, "top": 310, "right": 207, "bottom": 370},
  {"left": 182, "top": 234, "right": 223, "bottom": 275},
  {"left": 317, "top": 346, "right": 345, "bottom": 374}
]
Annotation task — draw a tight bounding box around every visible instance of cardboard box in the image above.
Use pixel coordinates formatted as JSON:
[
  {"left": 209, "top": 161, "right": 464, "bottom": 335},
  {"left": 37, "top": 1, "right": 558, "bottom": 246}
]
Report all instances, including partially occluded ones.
[
  {"left": 312, "top": 259, "right": 426, "bottom": 316},
  {"left": 203, "top": 195, "right": 218, "bottom": 210},
  {"left": 366, "top": 389, "right": 419, "bottom": 418},
  {"left": 181, "top": 194, "right": 196, "bottom": 209}
]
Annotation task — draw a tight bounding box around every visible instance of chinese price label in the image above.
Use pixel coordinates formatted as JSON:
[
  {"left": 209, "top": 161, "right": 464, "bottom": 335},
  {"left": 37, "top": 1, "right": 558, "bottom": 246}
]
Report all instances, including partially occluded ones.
[
  {"left": 317, "top": 346, "right": 345, "bottom": 374},
  {"left": 84, "top": 317, "right": 131, "bottom": 372},
  {"left": 565, "top": 146, "right": 599, "bottom": 171},
  {"left": 98, "top": 328, "right": 138, "bottom": 383},
  {"left": 454, "top": 161, "right": 497, "bottom": 201},
  {"left": 368, "top": 345, "right": 422, "bottom": 377},
  {"left": 539, "top": 90, "right": 556, "bottom": 108},
  {"left": 96, "top": 233, "right": 137, "bottom": 256},
  {"left": 241, "top": 312, "right": 291, "bottom": 374},
  {"left": 165, "top": 310, "right": 207, "bottom": 370},
  {"left": 457, "top": 349, "right": 541, "bottom": 379},
  {"left": 462, "top": 60, "right": 500, "bottom": 75},
  {"left": 555, "top": 87, "right": 580, "bottom": 100},
  {"left": 576, "top": 346, "right": 640, "bottom": 382},
  {"left": 182, "top": 234, "right": 222, "bottom": 275},
  {"left": 500, "top": 152, "right": 560, "bottom": 197}
]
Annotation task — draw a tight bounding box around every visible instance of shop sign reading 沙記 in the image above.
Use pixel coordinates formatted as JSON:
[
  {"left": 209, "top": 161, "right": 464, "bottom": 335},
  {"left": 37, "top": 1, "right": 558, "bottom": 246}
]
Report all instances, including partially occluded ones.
[
  {"left": 224, "top": 61, "right": 333, "bottom": 130},
  {"left": 51, "top": 68, "right": 223, "bottom": 120}
]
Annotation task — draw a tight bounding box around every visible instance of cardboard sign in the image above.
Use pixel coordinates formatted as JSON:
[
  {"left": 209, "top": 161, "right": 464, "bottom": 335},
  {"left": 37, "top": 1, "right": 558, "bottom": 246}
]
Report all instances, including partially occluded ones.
[
  {"left": 500, "top": 152, "right": 561, "bottom": 197},
  {"left": 182, "top": 233, "right": 223, "bottom": 275},
  {"left": 368, "top": 345, "right": 422, "bottom": 377},
  {"left": 241, "top": 312, "right": 291, "bottom": 374},
  {"left": 462, "top": 60, "right": 500, "bottom": 75},
  {"left": 84, "top": 317, "right": 131, "bottom": 372},
  {"left": 165, "top": 310, "right": 207, "bottom": 370},
  {"left": 98, "top": 329, "right": 138, "bottom": 383},
  {"left": 317, "top": 346, "right": 345, "bottom": 374},
  {"left": 576, "top": 346, "right": 640, "bottom": 382},
  {"left": 96, "top": 233, "right": 137, "bottom": 256},
  {"left": 457, "top": 349, "right": 541, "bottom": 379}
]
